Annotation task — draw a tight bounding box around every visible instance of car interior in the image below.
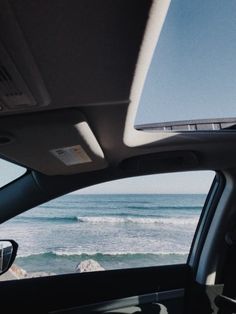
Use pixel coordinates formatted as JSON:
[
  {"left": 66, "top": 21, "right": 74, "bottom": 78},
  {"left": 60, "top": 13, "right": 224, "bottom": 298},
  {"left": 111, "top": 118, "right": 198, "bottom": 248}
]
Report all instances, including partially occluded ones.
[{"left": 0, "top": 0, "right": 236, "bottom": 313}]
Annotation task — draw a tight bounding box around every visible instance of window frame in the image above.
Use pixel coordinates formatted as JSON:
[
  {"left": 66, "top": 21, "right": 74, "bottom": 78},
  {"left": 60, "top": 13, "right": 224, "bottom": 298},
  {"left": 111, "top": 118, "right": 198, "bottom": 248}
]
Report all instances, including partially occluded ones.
[{"left": 188, "top": 172, "right": 226, "bottom": 274}]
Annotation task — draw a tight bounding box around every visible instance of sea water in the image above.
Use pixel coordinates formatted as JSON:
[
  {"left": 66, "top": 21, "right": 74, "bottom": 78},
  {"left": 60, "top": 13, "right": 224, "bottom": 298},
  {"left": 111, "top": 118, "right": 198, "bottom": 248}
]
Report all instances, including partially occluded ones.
[{"left": 0, "top": 194, "right": 206, "bottom": 276}]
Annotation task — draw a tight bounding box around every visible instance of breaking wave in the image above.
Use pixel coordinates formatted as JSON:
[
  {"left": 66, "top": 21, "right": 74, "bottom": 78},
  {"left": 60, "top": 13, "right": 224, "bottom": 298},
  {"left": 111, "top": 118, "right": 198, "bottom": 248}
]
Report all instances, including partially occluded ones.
[{"left": 76, "top": 216, "right": 199, "bottom": 225}]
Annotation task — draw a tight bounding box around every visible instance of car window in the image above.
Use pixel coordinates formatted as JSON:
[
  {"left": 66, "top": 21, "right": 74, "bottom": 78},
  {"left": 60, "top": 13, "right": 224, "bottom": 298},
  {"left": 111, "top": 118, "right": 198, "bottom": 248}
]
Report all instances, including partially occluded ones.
[
  {"left": 0, "top": 159, "right": 25, "bottom": 188},
  {"left": 0, "top": 171, "right": 214, "bottom": 278}
]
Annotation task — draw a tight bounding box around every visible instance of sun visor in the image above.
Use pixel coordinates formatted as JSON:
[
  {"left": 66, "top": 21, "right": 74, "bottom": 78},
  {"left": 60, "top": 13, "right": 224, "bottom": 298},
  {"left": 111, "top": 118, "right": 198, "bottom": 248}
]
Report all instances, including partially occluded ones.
[{"left": 0, "top": 110, "right": 107, "bottom": 175}]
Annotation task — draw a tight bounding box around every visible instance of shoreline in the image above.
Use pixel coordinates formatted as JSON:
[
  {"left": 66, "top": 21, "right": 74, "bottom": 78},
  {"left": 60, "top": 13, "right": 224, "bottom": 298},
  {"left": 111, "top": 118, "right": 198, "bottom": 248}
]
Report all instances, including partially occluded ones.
[
  {"left": 0, "top": 259, "right": 105, "bottom": 280},
  {"left": 0, "top": 264, "right": 25, "bottom": 281}
]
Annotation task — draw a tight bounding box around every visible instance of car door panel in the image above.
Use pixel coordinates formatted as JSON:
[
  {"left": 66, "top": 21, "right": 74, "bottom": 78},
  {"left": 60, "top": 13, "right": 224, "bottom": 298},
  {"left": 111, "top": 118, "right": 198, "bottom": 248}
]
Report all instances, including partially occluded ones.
[
  {"left": 0, "top": 264, "right": 190, "bottom": 313},
  {"left": 51, "top": 289, "right": 184, "bottom": 313}
]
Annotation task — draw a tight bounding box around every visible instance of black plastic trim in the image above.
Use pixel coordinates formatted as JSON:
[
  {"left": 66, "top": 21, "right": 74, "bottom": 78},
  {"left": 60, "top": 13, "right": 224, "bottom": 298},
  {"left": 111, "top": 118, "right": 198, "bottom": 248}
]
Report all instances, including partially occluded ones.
[
  {"left": 0, "top": 264, "right": 190, "bottom": 313},
  {"left": 51, "top": 289, "right": 185, "bottom": 314},
  {"left": 188, "top": 172, "right": 226, "bottom": 274},
  {"left": 135, "top": 118, "right": 236, "bottom": 132}
]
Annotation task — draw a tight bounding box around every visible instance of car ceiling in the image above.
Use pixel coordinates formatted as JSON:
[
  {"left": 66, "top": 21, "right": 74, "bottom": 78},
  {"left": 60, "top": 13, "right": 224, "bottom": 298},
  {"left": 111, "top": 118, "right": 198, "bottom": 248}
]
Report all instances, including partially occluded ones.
[{"left": 0, "top": 0, "right": 236, "bottom": 177}]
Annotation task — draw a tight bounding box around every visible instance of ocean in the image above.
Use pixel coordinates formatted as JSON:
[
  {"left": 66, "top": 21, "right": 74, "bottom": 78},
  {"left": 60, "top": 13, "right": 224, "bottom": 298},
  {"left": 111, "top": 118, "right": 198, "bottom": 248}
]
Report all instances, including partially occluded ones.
[{"left": 0, "top": 194, "right": 206, "bottom": 276}]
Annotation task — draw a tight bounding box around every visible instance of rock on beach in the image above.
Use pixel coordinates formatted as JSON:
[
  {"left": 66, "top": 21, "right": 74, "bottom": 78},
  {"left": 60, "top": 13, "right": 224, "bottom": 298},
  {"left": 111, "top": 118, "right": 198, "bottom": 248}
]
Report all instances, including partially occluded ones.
[{"left": 76, "top": 259, "right": 104, "bottom": 273}]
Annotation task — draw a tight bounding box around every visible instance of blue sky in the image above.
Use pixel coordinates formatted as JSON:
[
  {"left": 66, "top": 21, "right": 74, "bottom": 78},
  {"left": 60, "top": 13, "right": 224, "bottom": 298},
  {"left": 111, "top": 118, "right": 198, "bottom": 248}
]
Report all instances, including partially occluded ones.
[
  {"left": 136, "top": 0, "right": 236, "bottom": 125},
  {"left": 0, "top": 159, "right": 25, "bottom": 188}
]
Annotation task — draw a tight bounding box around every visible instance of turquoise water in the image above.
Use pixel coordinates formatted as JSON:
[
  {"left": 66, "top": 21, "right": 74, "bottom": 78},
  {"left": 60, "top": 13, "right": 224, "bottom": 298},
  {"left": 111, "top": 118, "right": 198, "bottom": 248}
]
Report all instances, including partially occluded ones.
[{"left": 0, "top": 194, "right": 206, "bottom": 275}]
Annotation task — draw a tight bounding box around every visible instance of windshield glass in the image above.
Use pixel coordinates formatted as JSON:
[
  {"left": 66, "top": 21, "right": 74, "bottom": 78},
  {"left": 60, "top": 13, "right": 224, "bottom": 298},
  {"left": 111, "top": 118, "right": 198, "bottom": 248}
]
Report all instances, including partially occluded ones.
[{"left": 0, "top": 159, "right": 25, "bottom": 187}]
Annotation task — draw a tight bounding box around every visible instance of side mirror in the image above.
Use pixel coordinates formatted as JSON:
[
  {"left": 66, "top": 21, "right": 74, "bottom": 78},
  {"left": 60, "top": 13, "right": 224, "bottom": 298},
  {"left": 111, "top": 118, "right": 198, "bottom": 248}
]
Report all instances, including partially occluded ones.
[{"left": 0, "top": 240, "right": 18, "bottom": 275}]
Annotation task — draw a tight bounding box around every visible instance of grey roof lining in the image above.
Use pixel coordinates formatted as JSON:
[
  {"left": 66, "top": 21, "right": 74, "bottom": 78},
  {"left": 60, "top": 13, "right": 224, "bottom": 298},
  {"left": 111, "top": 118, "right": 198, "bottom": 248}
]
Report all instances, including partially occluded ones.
[{"left": 2, "top": 0, "right": 151, "bottom": 112}]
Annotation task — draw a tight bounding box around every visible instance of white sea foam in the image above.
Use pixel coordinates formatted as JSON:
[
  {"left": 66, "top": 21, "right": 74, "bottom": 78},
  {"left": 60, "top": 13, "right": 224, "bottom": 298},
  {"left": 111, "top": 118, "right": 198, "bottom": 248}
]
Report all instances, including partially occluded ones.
[
  {"left": 18, "top": 250, "right": 189, "bottom": 258},
  {"left": 17, "top": 251, "right": 49, "bottom": 258},
  {"left": 53, "top": 250, "right": 189, "bottom": 256},
  {"left": 77, "top": 216, "right": 199, "bottom": 225}
]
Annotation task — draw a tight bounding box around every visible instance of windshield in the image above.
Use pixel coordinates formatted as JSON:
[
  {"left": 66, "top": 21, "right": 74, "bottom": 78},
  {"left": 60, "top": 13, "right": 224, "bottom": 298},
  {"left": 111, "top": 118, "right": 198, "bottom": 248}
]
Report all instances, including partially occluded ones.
[{"left": 0, "top": 159, "right": 25, "bottom": 187}]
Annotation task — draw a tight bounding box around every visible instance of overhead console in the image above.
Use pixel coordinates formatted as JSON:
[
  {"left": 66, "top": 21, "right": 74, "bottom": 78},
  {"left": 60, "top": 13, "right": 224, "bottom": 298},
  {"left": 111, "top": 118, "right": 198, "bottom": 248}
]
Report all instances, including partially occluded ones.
[
  {"left": 120, "top": 151, "right": 199, "bottom": 175},
  {"left": 0, "top": 1, "right": 50, "bottom": 113}
]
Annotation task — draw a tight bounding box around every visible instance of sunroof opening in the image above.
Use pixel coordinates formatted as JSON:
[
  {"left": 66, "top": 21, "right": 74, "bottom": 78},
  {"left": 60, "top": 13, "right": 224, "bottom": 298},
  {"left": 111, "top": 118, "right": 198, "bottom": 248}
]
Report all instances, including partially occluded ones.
[{"left": 135, "top": 0, "right": 236, "bottom": 131}]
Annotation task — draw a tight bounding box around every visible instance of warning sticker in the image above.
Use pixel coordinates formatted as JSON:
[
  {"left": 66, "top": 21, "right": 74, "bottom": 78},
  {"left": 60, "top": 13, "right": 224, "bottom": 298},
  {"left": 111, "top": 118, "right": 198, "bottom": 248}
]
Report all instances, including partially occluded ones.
[{"left": 51, "top": 145, "right": 92, "bottom": 166}]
